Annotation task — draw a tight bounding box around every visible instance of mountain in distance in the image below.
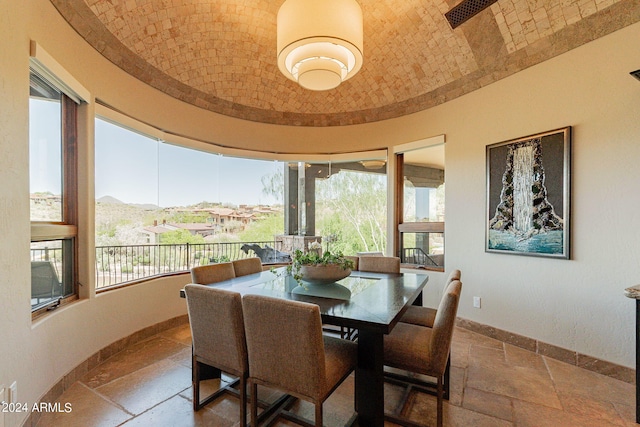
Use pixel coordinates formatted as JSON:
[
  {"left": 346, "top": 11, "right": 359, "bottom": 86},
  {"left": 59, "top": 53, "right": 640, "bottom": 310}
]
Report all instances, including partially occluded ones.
[
  {"left": 97, "top": 195, "right": 124, "bottom": 204},
  {"left": 97, "top": 195, "right": 160, "bottom": 210}
]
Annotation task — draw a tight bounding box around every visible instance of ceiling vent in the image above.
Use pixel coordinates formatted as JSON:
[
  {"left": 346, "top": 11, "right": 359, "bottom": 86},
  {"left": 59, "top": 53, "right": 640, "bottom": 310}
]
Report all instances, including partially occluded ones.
[
  {"left": 631, "top": 70, "right": 640, "bottom": 81},
  {"left": 445, "top": 0, "right": 500, "bottom": 29}
]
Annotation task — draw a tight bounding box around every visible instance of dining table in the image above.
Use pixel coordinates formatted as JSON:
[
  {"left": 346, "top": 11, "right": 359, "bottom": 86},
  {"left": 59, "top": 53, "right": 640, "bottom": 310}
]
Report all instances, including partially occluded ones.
[{"left": 180, "top": 267, "right": 429, "bottom": 427}]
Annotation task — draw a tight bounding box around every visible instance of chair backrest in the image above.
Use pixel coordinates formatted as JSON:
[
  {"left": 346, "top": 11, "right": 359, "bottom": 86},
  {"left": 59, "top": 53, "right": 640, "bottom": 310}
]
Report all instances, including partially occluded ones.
[
  {"left": 447, "top": 269, "right": 461, "bottom": 284},
  {"left": 429, "top": 280, "right": 462, "bottom": 374},
  {"left": 190, "top": 262, "right": 236, "bottom": 284},
  {"left": 232, "top": 257, "right": 262, "bottom": 277},
  {"left": 184, "top": 284, "right": 248, "bottom": 376},
  {"left": 358, "top": 256, "right": 400, "bottom": 274},
  {"left": 30, "top": 261, "right": 61, "bottom": 298},
  {"left": 242, "top": 294, "right": 326, "bottom": 401}
]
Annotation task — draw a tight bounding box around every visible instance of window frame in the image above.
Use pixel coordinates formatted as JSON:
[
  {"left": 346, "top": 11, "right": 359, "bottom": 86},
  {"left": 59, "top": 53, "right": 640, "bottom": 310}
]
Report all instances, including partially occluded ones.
[
  {"left": 30, "top": 70, "right": 80, "bottom": 317},
  {"left": 392, "top": 137, "right": 446, "bottom": 272}
]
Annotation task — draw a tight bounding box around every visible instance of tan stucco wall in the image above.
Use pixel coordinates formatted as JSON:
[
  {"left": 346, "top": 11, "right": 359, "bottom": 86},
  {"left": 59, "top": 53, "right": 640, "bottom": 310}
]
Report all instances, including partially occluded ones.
[
  {"left": 1, "top": 0, "right": 639, "bottom": 425},
  {"left": 424, "top": 24, "right": 640, "bottom": 366}
]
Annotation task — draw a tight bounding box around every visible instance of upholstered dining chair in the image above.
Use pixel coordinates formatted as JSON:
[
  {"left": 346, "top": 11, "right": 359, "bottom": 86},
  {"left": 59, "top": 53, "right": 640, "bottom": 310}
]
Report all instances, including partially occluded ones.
[
  {"left": 400, "top": 269, "right": 461, "bottom": 328},
  {"left": 242, "top": 294, "right": 358, "bottom": 427},
  {"left": 190, "top": 262, "right": 236, "bottom": 284},
  {"left": 183, "top": 284, "right": 249, "bottom": 425},
  {"left": 395, "top": 269, "right": 461, "bottom": 399},
  {"left": 232, "top": 257, "right": 263, "bottom": 277},
  {"left": 383, "top": 279, "right": 462, "bottom": 427},
  {"left": 358, "top": 255, "right": 401, "bottom": 274}
]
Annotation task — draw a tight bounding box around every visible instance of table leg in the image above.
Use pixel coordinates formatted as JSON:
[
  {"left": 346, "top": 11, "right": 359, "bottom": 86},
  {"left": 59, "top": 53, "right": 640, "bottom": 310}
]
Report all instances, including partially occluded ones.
[
  {"left": 355, "top": 329, "right": 384, "bottom": 427},
  {"left": 413, "top": 290, "right": 423, "bottom": 307}
]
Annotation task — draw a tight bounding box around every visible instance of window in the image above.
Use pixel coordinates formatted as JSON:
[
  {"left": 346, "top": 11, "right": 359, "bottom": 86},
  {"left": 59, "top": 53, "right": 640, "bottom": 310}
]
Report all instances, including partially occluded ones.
[
  {"left": 30, "top": 74, "right": 62, "bottom": 221},
  {"left": 29, "top": 70, "right": 79, "bottom": 314},
  {"left": 94, "top": 116, "right": 285, "bottom": 289},
  {"left": 314, "top": 161, "right": 388, "bottom": 255},
  {"left": 278, "top": 160, "right": 388, "bottom": 256},
  {"left": 93, "top": 111, "right": 388, "bottom": 289},
  {"left": 396, "top": 144, "right": 445, "bottom": 270}
]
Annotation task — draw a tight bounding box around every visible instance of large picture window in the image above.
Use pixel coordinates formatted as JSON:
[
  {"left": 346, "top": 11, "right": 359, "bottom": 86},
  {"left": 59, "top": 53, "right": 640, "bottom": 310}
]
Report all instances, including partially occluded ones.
[
  {"left": 93, "top": 114, "right": 388, "bottom": 289},
  {"left": 94, "top": 117, "right": 285, "bottom": 289},
  {"left": 29, "top": 70, "right": 79, "bottom": 314}
]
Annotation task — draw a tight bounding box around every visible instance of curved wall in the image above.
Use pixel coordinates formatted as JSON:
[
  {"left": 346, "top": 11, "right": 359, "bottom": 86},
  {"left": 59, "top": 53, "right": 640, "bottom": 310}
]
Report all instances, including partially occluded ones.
[{"left": 1, "top": 1, "right": 639, "bottom": 425}]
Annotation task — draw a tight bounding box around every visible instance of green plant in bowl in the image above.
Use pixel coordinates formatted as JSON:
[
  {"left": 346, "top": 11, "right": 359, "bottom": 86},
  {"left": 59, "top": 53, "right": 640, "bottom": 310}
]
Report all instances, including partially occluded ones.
[{"left": 288, "top": 246, "right": 354, "bottom": 285}]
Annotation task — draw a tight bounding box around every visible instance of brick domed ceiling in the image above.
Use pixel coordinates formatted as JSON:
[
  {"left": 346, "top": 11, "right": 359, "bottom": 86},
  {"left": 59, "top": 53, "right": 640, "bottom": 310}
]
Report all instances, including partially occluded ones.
[{"left": 52, "top": 0, "right": 639, "bottom": 126}]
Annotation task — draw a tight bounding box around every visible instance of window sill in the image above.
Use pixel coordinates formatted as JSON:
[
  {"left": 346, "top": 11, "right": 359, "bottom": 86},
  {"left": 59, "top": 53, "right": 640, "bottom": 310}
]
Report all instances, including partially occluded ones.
[
  {"left": 400, "top": 264, "right": 445, "bottom": 273},
  {"left": 31, "top": 294, "right": 79, "bottom": 321}
]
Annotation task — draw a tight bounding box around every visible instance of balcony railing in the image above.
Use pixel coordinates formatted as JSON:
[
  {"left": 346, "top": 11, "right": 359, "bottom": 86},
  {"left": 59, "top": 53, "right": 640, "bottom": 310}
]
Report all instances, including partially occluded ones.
[{"left": 94, "top": 241, "right": 288, "bottom": 289}]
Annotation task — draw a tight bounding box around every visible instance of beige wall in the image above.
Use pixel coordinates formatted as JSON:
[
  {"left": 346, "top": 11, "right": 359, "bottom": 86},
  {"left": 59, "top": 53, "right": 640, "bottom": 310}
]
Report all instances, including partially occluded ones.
[
  {"left": 1, "top": 0, "right": 639, "bottom": 424},
  {"left": 432, "top": 24, "right": 640, "bottom": 367}
]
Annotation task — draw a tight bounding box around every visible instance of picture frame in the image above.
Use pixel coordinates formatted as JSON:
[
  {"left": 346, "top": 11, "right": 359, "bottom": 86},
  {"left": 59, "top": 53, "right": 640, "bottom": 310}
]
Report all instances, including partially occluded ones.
[{"left": 486, "top": 127, "right": 571, "bottom": 259}]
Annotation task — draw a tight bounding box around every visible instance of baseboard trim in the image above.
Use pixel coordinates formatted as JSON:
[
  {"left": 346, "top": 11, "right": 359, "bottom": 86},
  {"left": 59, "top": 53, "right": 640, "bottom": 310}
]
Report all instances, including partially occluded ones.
[
  {"left": 23, "top": 314, "right": 189, "bottom": 427},
  {"left": 456, "top": 317, "right": 635, "bottom": 385}
]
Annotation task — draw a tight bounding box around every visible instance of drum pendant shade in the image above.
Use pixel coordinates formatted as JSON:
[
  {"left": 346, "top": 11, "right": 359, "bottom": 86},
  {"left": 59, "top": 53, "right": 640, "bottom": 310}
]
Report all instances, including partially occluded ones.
[{"left": 277, "top": 0, "right": 364, "bottom": 91}]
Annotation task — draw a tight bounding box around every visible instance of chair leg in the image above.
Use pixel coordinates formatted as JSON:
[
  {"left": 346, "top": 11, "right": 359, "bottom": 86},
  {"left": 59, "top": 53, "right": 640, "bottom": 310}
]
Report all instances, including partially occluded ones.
[
  {"left": 250, "top": 382, "right": 258, "bottom": 427},
  {"left": 437, "top": 376, "right": 444, "bottom": 427},
  {"left": 240, "top": 376, "right": 247, "bottom": 427},
  {"left": 443, "top": 355, "right": 451, "bottom": 400},
  {"left": 315, "top": 402, "right": 323, "bottom": 427},
  {"left": 192, "top": 358, "right": 200, "bottom": 411}
]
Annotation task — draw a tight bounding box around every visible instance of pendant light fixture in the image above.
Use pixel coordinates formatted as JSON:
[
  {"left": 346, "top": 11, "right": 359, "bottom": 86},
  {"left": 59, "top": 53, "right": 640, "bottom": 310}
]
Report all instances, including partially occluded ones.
[{"left": 277, "top": 0, "right": 364, "bottom": 91}]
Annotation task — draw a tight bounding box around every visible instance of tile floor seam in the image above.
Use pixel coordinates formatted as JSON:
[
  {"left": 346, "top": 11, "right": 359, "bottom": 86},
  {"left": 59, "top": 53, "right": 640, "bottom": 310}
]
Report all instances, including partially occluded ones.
[
  {"left": 78, "top": 380, "right": 137, "bottom": 418},
  {"left": 113, "top": 386, "right": 193, "bottom": 427},
  {"left": 461, "top": 386, "right": 516, "bottom": 423},
  {"left": 456, "top": 338, "right": 471, "bottom": 420},
  {"left": 85, "top": 339, "right": 190, "bottom": 388},
  {"left": 610, "top": 400, "right": 634, "bottom": 426},
  {"left": 508, "top": 395, "right": 516, "bottom": 425},
  {"left": 540, "top": 354, "right": 567, "bottom": 413},
  {"left": 158, "top": 333, "right": 193, "bottom": 347},
  {"left": 606, "top": 401, "right": 630, "bottom": 427}
]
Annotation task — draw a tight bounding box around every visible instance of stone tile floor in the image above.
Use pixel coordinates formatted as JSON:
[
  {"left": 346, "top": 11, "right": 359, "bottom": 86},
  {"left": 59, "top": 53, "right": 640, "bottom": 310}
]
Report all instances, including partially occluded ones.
[{"left": 35, "top": 324, "right": 636, "bottom": 426}]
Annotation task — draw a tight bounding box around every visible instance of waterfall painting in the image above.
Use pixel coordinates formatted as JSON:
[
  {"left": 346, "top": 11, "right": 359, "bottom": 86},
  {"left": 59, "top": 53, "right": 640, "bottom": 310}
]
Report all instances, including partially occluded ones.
[{"left": 486, "top": 127, "right": 571, "bottom": 259}]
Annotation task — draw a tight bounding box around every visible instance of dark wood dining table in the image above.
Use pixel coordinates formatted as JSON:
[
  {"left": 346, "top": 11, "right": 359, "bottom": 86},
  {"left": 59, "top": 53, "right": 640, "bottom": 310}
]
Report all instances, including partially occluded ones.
[{"left": 180, "top": 268, "right": 429, "bottom": 427}]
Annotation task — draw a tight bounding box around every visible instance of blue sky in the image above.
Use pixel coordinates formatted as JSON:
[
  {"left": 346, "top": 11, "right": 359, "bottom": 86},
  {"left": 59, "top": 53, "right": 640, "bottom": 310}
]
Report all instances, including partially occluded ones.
[
  {"left": 94, "top": 118, "right": 284, "bottom": 207},
  {"left": 30, "top": 104, "right": 283, "bottom": 207},
  {"left": 30, "top": 98, "right": 62, "bottom": 196}
]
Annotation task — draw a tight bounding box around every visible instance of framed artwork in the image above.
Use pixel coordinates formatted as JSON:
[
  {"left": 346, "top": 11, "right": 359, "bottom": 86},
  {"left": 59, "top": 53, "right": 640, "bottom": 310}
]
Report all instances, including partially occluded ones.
[{"left": 486, "top": 127, "right": 571, "bottom": 259}]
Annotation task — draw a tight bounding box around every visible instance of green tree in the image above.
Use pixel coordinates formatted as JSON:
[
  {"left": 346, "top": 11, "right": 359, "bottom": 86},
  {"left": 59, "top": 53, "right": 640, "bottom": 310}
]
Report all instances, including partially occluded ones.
[
  {"left": 261, "top": 166, "right": 284, "bottom": 200},
  {"left": 316, "top": 170, "right": 387, "bottom": 255},
  {"left": 162, "top": 211, "right": 210, "bottom": 223},
  {"left": 239, "top": 213, "right": 285, "bottom": 242},
  {"left": 159, "top": 229, "right": 205, "bottom": 244},
  {"left": 207, "top": 233, "right": 240, "bottom": 243},
  {"left": 259, "top": 166, "right": 387, "bottom": 255}
]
